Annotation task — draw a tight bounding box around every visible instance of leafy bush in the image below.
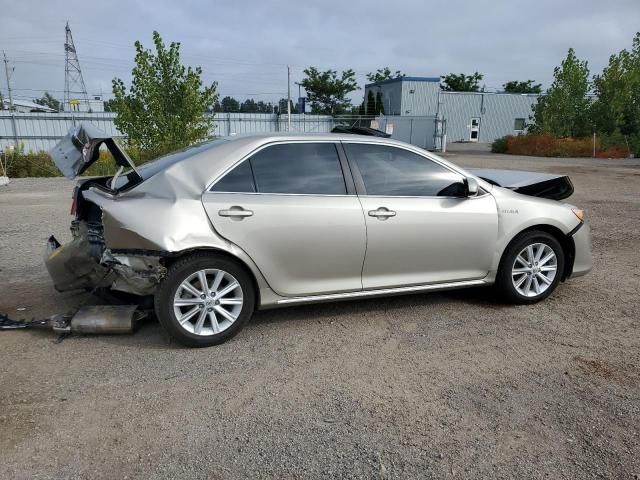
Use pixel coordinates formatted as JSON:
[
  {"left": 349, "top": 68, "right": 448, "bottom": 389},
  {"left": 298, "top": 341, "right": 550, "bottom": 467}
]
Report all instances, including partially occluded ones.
[
  {"left": 495, "top": 134, "right": 635, "bottom": 158},
  {"left": 491, "top": 136, "right": 508, "bottom": 153},
  {"left": 5, "top": 147, "right": 126, "bottom": 178}
]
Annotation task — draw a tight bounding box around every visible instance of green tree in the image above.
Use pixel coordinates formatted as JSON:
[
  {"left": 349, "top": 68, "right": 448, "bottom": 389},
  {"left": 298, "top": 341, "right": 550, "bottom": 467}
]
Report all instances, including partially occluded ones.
[
  {"left": 503, "top": 80, "right": 542, "bottom": 94},
  {"left": 256, "top": 101, "right": 272, "bottom": 113},
  {"left": 592, "top": 32, "right": 640, "bottom": 137},
  {"left": 240, "top": 98, "right": 258, "bottom": 113},
  {"left": 366, "top": 90, "right": 376, "bottom": 115},
  {"left": 366, "top": 67, "right": 405, "bottom": 83},
  {"left": 441, "top": 72, "right": 483, "bottom": 92},
  {"left": 111, "top": 31, "right": 218, "bottom": 159},
  {"left": 276, "top": 98, "right": 296, "bottom": 114},
  {"left": 103, "top": 98, "right": 117, "bottom": 112},
  {"left": 531, "top": 48, "right": 592, "bottom": 137},
  {"left": 300, "top": 67, "right": 359, "bottom": 115},
  {"left": 220, "top": 96, "right": 240, "bottom": 112},
  {"left": 33, "top": 92, "right": 61, "bottom": 111},
  {"left": 375, "top": 91, "right": 385, "bottom": 114}
]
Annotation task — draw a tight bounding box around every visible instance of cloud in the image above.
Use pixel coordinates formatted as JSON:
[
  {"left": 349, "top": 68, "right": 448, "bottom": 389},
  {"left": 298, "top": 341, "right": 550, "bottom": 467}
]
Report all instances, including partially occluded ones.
[{"left": 1, "top": 0, "right": 638, "bottom": 104}]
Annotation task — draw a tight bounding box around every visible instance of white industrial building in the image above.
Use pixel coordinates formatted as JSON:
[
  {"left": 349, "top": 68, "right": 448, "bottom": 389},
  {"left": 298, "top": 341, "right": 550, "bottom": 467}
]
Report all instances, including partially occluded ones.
[{"left": 364, "top": 76, "right": 539, "bottom": 143}]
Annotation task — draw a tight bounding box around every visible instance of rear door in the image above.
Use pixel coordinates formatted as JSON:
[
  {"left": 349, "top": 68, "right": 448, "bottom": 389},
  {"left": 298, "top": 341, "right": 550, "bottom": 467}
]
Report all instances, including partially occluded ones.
[
  {"left": 343, "top": 142, "right": 498, "bottom": 289},
  {"left": 202, "top": 142, "right": 366, "bottom": 297}
]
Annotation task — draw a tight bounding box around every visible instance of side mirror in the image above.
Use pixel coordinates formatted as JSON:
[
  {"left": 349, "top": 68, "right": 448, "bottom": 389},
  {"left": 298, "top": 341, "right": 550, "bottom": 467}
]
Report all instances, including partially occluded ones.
[{"left": 465, "top": 177, "right": 479, "bottom": 196}]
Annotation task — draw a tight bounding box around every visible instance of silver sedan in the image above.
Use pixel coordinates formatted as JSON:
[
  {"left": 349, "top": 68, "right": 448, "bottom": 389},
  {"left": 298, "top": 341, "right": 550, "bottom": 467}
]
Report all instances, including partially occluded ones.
[{"left": 46, "top": 124, "right": 592, "bottom": 346}]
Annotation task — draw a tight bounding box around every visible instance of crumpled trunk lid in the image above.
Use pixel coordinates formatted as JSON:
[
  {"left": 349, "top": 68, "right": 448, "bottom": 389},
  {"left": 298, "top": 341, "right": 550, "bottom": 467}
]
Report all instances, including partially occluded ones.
[
  {"left": 468, "top": 168, "right": 574, "bottom": 200},
  {"left": 49, "top": 122, "right": 140, "bottom": 180}
]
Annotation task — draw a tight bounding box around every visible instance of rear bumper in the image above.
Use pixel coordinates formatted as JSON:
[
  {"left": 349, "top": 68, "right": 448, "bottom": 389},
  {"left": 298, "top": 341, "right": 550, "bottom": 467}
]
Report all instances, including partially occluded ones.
[
  {"left": 569, "top": 221, "right": 592, "bottom": 278},
  {"left": 45, "top": 234, "right": 113, "bottom": 292},
  {"left": 45, "top": 221, "right": 166, "bottom": 296}
]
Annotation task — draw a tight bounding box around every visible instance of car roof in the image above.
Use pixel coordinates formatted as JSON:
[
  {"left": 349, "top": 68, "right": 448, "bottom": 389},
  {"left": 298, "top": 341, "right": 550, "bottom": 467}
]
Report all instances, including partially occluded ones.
[{"left": 225, "top": 132, "right": 408, "bottom": 147}]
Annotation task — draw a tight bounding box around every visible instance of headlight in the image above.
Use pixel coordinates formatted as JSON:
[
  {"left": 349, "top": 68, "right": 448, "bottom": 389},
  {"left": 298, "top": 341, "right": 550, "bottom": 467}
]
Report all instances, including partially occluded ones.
[{"left": 572, "top": 208, "right": 585, "bottom": 222}]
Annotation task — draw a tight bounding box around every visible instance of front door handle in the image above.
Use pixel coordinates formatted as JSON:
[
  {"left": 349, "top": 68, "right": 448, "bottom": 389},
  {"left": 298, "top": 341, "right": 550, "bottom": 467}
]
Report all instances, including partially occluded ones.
[
  {"left": 218, "top": 206, "right": 253, "bottom": 218},
  {"left": 368, "top": 207, "right": 396, "bottom": 220}
]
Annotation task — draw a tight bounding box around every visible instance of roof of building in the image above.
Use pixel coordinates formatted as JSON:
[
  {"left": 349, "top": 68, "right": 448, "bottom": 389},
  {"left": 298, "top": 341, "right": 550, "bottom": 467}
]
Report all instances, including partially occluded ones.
[
  {"left": 365, "top": 76, "right": 441, "bottom": 88},
  {"left": 2, "top": 98, "right": 56, "bottom": 112}
]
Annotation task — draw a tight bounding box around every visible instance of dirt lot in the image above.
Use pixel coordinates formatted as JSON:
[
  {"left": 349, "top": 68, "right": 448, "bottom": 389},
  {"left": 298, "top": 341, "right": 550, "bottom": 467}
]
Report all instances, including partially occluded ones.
[{"left": 1, "top": 151, "right": 639, "bottom": 479}]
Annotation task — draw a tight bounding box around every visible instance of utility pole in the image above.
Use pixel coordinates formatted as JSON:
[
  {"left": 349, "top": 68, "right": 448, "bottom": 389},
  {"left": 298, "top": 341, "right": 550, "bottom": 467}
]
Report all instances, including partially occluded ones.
[
  {"left": 3, "top": 51, "right": 15, "bottom": 111},
  {"left": 3, "top": 51, "right": 18, "bottom": 150},
  {"left": 287, "top": 65, "right": 291, "bottom": 131}
]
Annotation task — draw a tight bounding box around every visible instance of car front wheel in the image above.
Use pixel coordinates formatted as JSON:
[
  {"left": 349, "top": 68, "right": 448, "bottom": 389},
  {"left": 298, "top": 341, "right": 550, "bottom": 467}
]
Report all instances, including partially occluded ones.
[
  {"left": 155, "top": 253, "right": 255, "bottom": 347},
  {"left": 496, "top": 230, "right": 565, "bottom": 304}
]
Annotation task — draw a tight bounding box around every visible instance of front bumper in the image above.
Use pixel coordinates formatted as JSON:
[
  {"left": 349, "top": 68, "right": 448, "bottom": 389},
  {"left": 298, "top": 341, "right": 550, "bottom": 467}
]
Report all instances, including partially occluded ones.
[{"left": 569, "top": 221, "right": 592, "bottom": 278}]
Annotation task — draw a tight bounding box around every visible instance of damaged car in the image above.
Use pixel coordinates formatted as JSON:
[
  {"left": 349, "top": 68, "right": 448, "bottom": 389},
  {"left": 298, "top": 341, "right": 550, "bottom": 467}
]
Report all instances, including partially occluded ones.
[{"left": 46, "top": 123, "right": 592, "bottom": 347}]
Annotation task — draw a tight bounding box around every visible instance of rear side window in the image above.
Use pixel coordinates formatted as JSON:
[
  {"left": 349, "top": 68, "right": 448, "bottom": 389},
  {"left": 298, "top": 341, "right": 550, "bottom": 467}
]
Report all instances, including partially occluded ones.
[
  {"left": 251, "top": 143, "right": 346, "bottom": 195},
  {"left": 210, "top": 143, "right": 346, "bottom": 195},
  {"left": 210, "top": 160, "right": 256, "bottom": 193},
  {"left": 344, "top": 143, "right": 465, "bottom": 197}
]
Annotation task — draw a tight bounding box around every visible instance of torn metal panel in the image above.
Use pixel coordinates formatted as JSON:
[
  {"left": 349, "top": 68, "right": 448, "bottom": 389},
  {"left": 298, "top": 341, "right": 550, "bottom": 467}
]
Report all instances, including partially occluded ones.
[{"left": 102, "top": 252, "right": 167, "bottom": 296}]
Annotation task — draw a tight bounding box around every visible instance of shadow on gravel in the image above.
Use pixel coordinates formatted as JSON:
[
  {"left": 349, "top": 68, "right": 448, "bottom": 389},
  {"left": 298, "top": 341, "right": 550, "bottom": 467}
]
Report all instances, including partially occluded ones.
[
  {"left": 252, "top": 285, "right": 502, "bottom": 327},
  {"left": 10, "top": 286, "right": 507, "bottom": 350}
]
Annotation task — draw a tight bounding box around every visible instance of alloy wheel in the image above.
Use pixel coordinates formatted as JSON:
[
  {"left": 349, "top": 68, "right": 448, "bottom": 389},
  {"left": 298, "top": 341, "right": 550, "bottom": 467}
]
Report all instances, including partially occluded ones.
[
  {"left": 173, "top": 269, "right": 244, "bottom": 336},
  {"left": 511, "top": 242, "right": 558, "bottom": 297}
]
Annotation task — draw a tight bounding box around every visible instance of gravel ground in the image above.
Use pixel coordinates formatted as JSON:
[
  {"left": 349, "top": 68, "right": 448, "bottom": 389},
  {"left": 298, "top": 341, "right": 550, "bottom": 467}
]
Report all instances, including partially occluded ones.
[{"left": 0, "top": 150, "right": 639, "bottom": 479}]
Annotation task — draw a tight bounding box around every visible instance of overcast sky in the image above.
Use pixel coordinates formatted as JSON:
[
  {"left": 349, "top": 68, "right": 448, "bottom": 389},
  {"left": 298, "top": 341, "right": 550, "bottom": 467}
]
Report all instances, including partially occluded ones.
[{"left": 1, "top": 0, "right": 639, "bottom": 105}]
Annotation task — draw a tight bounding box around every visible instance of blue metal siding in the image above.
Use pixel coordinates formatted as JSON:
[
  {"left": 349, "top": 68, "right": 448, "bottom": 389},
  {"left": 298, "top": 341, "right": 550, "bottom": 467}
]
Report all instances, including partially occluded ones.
[
  {"left": 439, "top": 92, "right": 538, "bottom": 143},
  {"left": 400, "top": 81, "right": 440, "bottom": 116}
]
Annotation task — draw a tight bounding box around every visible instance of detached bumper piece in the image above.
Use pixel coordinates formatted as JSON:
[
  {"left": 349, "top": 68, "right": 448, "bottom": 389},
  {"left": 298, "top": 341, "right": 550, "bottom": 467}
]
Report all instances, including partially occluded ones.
[
  {"left": 0, "top": 305, "right": 144, "bottom": 336},
  {"left": 45, "top": 223, "right": 166, "bottom": 296},
  {"left": 45, "top": 230, "right": 114, "bottom": 293}
]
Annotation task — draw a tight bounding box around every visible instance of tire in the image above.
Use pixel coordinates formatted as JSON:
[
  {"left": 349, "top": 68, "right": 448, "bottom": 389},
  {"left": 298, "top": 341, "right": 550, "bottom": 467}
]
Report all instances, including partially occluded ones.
[
  {"left": 496, "top": 230, "right": 565, "bottom": 304},
  {"left": 154, "top": 253, "right": 255, "bottom": 347}
]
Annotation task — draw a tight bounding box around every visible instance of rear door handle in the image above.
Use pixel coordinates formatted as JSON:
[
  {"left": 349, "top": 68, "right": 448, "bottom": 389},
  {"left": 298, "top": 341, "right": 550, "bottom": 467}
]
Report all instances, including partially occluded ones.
[
  {"left": 368, "top": 207, "right": 396, "bottom": 219},
  {"left": 218, "top": 206, "right": 253, "bottom": 218}
]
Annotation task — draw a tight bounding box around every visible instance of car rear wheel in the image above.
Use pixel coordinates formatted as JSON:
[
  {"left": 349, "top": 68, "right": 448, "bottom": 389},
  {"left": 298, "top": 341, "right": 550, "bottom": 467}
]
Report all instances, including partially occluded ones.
[
  {"left": 496, "top": 230, "right": 565, "bottom": 304},
  {"left": 155, "top": 253, "right": 255, "bottom": 347}
]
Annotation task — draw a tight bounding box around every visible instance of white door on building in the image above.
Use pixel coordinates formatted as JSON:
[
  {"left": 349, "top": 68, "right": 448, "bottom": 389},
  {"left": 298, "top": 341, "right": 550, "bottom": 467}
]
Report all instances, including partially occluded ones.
[{"left": 469, "top": 117, "right": 481, "bottom": 142}]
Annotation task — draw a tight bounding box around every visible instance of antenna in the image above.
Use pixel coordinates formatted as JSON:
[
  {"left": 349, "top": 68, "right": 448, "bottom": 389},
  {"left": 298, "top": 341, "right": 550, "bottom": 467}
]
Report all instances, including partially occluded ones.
[{"left": 63, "top": 21, "right": 90, "bottom": 112}]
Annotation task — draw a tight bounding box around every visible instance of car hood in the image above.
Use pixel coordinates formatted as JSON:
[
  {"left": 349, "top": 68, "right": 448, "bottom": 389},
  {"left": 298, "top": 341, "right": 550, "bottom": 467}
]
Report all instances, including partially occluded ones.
[
  {"left": 49, "top": 122, "right": 139, "bottom": 179},
  {"left": 468, "top": 168, "right": 574, "bottom": 200}
]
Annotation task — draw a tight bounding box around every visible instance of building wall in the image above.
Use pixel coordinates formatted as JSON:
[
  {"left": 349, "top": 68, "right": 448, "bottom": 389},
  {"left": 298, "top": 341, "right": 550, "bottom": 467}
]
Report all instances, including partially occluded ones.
[
  {"left": 400, "top": 81, "right": 440, "bottom": 116},
  {"left": 439, "top": 92, "right": 538, "bottom": 143}
]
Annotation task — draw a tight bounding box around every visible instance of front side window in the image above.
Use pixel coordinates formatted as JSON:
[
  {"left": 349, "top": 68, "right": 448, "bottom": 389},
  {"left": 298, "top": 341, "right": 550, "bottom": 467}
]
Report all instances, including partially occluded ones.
[
  {"left": 210, "top": 143, "right": 346, "bottom": 195},
  {"left": 344, "top": 143, "right": 465, "bottom": 197}
]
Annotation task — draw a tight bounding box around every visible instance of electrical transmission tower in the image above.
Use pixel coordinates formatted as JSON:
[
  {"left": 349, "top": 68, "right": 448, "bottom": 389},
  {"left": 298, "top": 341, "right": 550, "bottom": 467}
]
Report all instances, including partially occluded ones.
[{"left": 63, "top": 21, "right": 89, "bottom": 112}]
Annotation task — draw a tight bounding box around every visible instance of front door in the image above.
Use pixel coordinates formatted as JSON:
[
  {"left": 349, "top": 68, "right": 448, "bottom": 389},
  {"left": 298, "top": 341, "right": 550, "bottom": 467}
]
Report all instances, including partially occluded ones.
[
  {"left": 202, "top": 142, "right": 366, "bottom": 297},
  {"left": 343, "top": 142, "right": 498, "bottom": 289},
  {"left": 470, "top": 117, "right": 481, "bottom": 142}
]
